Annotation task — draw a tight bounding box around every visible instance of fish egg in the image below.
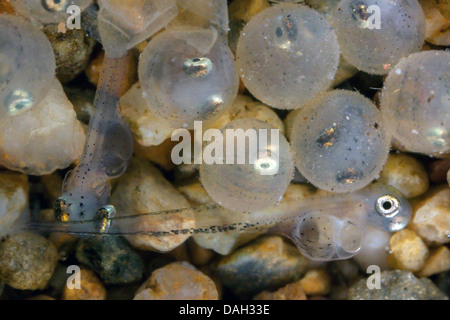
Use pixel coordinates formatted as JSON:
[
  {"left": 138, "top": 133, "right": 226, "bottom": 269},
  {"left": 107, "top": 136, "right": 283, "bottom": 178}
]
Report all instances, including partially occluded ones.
[
  {"left": 381, "top": 50, "right": 450, "bottom": 156},
  {"left": 332, "top": 0, "right": 426, "bottom": 75},
  {"left": 199, "top": 118, "right": 294, "bottom": 213},
  {"left": 290, "top": 90, "right": 390, "bottom": 193},
  {"left": 139, "top": 29, "right": 239, "bottom": 129},
  {"left": 0, "top": 15, "right": 55, "bottom": 117},
  {"left": 235, "top": 3, "right": 340, "bottom": 110}
]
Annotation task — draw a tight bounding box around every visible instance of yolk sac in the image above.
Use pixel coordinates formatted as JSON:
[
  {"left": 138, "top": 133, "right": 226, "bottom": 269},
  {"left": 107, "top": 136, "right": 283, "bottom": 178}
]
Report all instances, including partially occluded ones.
[
  {"left": 290, "top": 90, "right": 390, "bottom": 193},
  {"left": 199, "top": 118, "right": 294, "bottom": 213},
  {"left": 138, "top": 0, "right": 239, "bottom": 129},
  {"left": 332, "top": 0, "right": 426, "bottom": 75},
  {"left": 235, "top": 3, "right": 339, "bottom": 110},
  {"left": 0, "top": 14, "right": 55, "bottom": 117},
  {"left": 381, "top": 50, "right": 450, "bottom": 157},
  {"left": 10, "top": 0, "right": 92, "bottom": 24}
]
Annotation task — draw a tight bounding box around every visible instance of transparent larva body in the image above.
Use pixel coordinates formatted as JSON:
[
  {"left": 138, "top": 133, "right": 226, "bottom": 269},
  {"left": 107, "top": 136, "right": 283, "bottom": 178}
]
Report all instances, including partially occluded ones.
[
  {"left": 381, "top": 50, "right": 450, "bottom": 157},
  {"left": 235, "top": 3, "right": 340, "bottom": 110},
  {"left": 25, "top": 183, "right": 411, "bottom": 262},
  {"left": 54, "top": 1, "right": 179, "bottom": 223},
  {"left": 10, "top": 0, "right": 92, "bottom": 24},
  {"left": 332, "top": 0, "right": 426, "bottom": 75},
  {"left": 0, "top": 14, "right": 55, "bottom": 117},
  {"left": 199, "top": 118, "right": 294, "bottom": 213},
  {"left": 290, "top": 90, "right": 391, "bottom": 193},
  {"left": 138, "top": 0, "right": 238, "bottom": 129}
]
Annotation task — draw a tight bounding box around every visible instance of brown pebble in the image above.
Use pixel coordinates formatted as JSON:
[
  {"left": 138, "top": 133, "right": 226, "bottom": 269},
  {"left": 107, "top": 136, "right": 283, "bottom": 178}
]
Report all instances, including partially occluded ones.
[
  {"left": 428, "top": 160, "right": 450, "bottom": 184},
  {"left": 253, "top": 280, "right": 307, "bottom": 300},
  {"left": 134, "top": 262, "right": 218, "bottom": 300},
  {"left": 417, "top": 246, "right": 450, "bottom": 277},
  {"left": 387, "top": 229, "right": 429, "bottom": 272},
  {"left": 62, "top": 267, "right": 106, "bottom": 300},
  {"left": 299, "top": 269, "right": 332, "bottom": 296}
]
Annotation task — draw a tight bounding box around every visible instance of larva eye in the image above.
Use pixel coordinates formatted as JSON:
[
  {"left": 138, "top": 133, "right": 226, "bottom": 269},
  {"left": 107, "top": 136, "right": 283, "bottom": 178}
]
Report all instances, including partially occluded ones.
[
  {"left": 54, "top": 197, "right": 71, "bottom": 222},
  {"left": 41, "top": 0, "right": 67, "bottom": 12},
  {"left": 375, "top": 195, "right": 400, "bottom": 218},
  {"left": 96, "top": 205, "right": 116, "bottom": 233}
]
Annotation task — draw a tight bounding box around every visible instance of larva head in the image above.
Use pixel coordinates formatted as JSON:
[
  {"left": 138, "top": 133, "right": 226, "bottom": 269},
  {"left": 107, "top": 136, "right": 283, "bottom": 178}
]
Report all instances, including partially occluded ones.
[
  {"left": 54, "top": 191, "right": 101, "bottom": 222},
  {"left": 363, "top": 183, "right": 411, "bottom": 232}
]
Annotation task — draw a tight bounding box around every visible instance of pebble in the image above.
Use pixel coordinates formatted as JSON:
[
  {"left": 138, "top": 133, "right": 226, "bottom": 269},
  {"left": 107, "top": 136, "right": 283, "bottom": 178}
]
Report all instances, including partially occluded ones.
[
  {"left": 111, "top": 157, "right": 194, "bottom": 252},
  {"left": 420, "top": 0, "right": 450, "bottom": 46},
  {"left": 0, "top": 233, "right": 58, "bottom": 290},
  {"left": 43, "top": 24, "right": 96, "bottom": 84},
  {"left": 119, "top": 82, "right": 176, "bottom": 147},
  {"left": 379, "top": 153, "right": 429, "bottom": 198},
  {"left": 437, "top": 271, "right": 450, "bottom": 296},
  {"left": 417, "top": 246, "right": 450, "bottom": 277},
  {"left": 387, "top": 229, "right": 429, "bottom": 272},
  {"left": 134, "top": 261, "right": 218, "bottom": 300},
  {"left": 207, "top": 94, "right": 285, "bottom": 134},
  {"left": 410, "top": 186, "right": 450, "bottom": 244},
  {"left": 40, "top": 172, "right": 62, "bottom": 207},
  {"left": 134, "top": 139, "right": 178, "bottom": 171},
  {"left": 62, "top": 267, "right": 106, "bottom": 300},
  {"left": 428, "top": 159, "right": 450, "bottom": 184},
  {"left": 0, "top": 79, "right": 85, "bottom": 175},
  {"left": 75, "top": 236, "right": 144, "bottom": 285},
  {"left": 253, "top": 280, "right": 307, "bottom": 300},
  {"left": 215, "top": 235, "right": 308, "bottom": 298},
  {"left": 348, "top": 270, "right": 448, "bottom": 300},
  {"left": 0, "top": 171, "right": 28, "bottom": 237},
  {"left": 298, "top": 269, "right": 332, "bottom": 296},
  {"left": 64, "top": 86, "right": 96, "bottom": 124},
  {"left": 0, "top": 0, "right": 14, "bottom": 14},
  {"left": 186, "top": 239, "right": 215, "bottom": 266},
  {"left": 434, "top": 0, "right": 450, "bottom": 19}
]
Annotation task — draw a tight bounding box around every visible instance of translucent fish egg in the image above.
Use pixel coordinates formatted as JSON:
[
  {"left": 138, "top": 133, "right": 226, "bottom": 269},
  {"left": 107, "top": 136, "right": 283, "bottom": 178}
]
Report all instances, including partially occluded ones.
[
  {"left": 290, "top": 90, "right": 390, "bottom": 193},
  {"left": 0, "top": 15, "right": 55, "bottom": 117},
  {"left": 10, "top": 0, "right": 92, "bottom": 24},
  {"left": 332, "top": 0, "right": 426, "bottom": 75},
  {"left": 381, "top": 50, "right": 450, "bottom": 156},
  {"left": 139, "top": 28, "right": 239, "bottom": 129},
  {"left": 235, "top": 3, "right": 340, "bottom": 110},
  {"left": 199, "top": 118, "right": 294, "bottom": 213}
]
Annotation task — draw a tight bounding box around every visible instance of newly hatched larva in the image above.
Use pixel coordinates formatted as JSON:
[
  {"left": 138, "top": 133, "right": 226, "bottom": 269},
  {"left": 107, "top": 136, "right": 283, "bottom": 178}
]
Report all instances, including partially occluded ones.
[
  {"left": 0, "top": 14, "right": 55, "bottom": 117},
  {"left": 10, "top": 0, "right": 92, "bottom": 24},
  {"left": 25, "top": 183, "right": 411, "bottom": 261},
  {"left": 138, "top": 0, "right": 239, "bottom": 129},
  {"left": 54, "top": 1, "right": 178, "bottom": 223},
  {"left": 235, "top": 3, "right": 340, "bottom": 110},
  {"left": 332, "top": 0, "right": 426, "bottom": 75},
  {"left": 199, "top": 118, "right": 294, "bottom": 213},
  {"left": 290, "top": 90, "right": 391, "bottom": 193},
  {"left": 381, "top": 50, "right": 450, "bottom": 157}
]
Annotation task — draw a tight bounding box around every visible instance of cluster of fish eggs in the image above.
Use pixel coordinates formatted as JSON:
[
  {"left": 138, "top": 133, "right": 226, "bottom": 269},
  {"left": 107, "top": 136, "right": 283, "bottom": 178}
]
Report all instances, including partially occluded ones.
[{"left": 1, "top": 0, "right": 448, "bottom": 214}]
